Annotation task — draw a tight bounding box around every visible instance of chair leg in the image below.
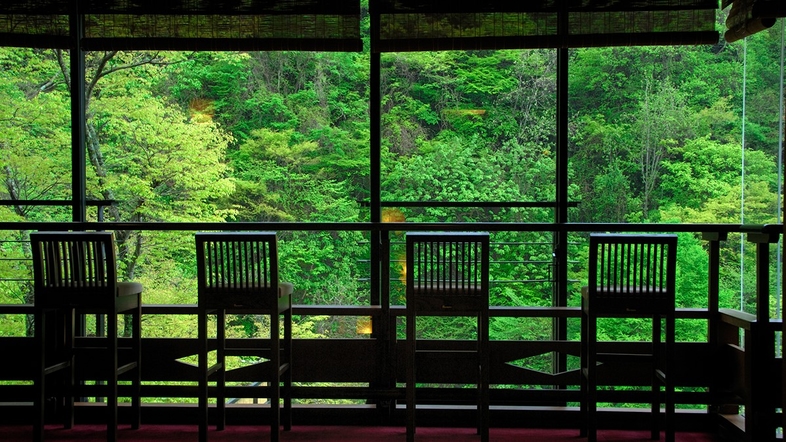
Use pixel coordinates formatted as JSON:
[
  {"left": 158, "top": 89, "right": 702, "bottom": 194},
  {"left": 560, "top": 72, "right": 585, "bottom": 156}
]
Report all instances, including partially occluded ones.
[
  {"left": 586, "top": 313, "right": 597, "bottom": 442},
  {"left": 108, "top": 312, "right": 119, "bottom": 442},
  {"left": 217, "top": 311, "right": 226, "bottom": 432},
  {"left": 198, "top": 309, "right": 208, "bottom": 442},
  {"left": 34, "top": 309, "right": 46, "bottom": 442},
  {"left": 132, "top": 303, "right": 142, "bottom": 430},
  {"left": 283, "top": 307, "right": 293, "bottom": 431},
  {"left": 651, "top": 316, "right": 661, "bottom": 440},
  {"left": 64, "top": 309, "right": 75, "bottom": 430},
  {"left": 271, "top": 310, "right": 281, "bottom": 442},
  {"left": 406, "top": 312, "right": 415, "bottom": 442},
  {"left": 579, "top": 308, "right": 588, "bottom": 437},
  {"left": 665, "top": 314, "right": 676, "bottom": 442},
  {"left": 479, "top": 313, "right": 489, "bottom": 442}
]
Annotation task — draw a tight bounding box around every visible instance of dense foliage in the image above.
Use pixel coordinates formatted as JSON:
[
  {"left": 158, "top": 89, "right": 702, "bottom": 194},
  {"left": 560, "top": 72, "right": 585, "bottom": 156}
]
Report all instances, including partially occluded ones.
[{"left": 0, "top": 17, "right": 783, "bottom": 375}]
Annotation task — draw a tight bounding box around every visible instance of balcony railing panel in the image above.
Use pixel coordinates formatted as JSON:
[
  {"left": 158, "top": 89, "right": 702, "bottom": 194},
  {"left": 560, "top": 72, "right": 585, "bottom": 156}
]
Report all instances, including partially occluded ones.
[{"left": 0, "top": 222, "right": 781, "bottom": 439}]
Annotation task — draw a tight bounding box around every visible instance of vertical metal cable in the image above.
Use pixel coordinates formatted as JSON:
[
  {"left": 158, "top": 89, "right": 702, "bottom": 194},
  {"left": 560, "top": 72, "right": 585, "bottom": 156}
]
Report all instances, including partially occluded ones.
[
  {"left": 775, "top": 19, "right": 785, "bottom": 357},
  {"left": 741, "top": 37, "right": 747, "bottom": 312}
]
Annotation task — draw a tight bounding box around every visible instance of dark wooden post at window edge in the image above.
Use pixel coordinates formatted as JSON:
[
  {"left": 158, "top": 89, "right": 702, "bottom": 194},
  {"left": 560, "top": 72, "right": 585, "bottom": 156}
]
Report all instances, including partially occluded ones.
[
  {"left": 552, "top": 0, "right": 570, "bottom": 391},
  {"left": 369, "top": 1, "right": 392, "bottom": 417},
  {"left": 703, "top": 231, "right": 726, "bottom": 354},
  {"left": 70, "top": 1, "right": 86, "bottom": 222}
]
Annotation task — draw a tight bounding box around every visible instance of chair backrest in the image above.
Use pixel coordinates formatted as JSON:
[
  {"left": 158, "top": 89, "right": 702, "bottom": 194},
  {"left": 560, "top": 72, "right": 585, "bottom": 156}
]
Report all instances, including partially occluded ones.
[
  {"left": 405, "top": 232, "right": 490, "bottom": 313},
  {"left": 195, "top": 232, "right": 279, "bottom": 309},
  {"left": 587, "top": 233, "right": 677, "bottom": 314},
  {"left": 30, "top": 231, "right": 118, "bottom": 304}
]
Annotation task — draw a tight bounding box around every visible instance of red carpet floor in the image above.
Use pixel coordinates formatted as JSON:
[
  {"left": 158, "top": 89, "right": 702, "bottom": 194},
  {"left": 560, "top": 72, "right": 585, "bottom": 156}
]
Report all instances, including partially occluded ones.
[{"left": 0, "top": 425, "right": 722, "bottom": 441}]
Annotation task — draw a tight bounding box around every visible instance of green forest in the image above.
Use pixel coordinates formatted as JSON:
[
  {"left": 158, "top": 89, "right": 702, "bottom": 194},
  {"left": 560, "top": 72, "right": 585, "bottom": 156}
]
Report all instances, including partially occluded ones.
[{"left": 0, "top": 9, "right": 783, "bottom": 362}]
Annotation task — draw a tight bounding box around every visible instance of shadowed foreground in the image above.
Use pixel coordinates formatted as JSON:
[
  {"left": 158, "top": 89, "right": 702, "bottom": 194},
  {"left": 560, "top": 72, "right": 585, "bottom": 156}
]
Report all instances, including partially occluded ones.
[{"left": 1, "top": 424, "right": 723, "bottom": 441}]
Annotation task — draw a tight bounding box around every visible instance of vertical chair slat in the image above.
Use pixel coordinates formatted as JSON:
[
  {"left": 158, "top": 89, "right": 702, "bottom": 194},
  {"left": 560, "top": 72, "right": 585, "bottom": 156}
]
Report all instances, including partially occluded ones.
[
  {"left": 244, "top": 241, "right": 251, "bottom": 288},
  {"left": 643, "top": 243, "right": 649, "bottom": 294},
  {"left": 626, "top": 242, "right": 632, "bottom": 292},
  {"left": 59, "top": 241, "right": 68, "bottom": 287},
  {"left": 259, "top": 241, "right": 265, "bottom": 289},
  {"left": 635, "top": 243, "right": 642, "bottom": 295},
  {"left": 590, "top": 233, "right": 676, "bottom": 304}
]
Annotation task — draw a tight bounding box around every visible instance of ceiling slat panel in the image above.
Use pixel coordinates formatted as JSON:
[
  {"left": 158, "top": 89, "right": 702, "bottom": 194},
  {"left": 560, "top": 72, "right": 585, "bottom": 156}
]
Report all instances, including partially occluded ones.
[
  {"left": 375, "top": 0, "right": 720, "bottom": 52},
  {"left": 0, "top": 0, "right": 362, "bottom": 52}
]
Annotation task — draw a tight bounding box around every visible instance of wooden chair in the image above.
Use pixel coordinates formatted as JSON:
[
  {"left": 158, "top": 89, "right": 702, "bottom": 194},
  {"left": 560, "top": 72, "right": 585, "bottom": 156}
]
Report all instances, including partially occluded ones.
[
  {"left": 30, "top": 231, "right": 142, "bottom": 442},
  {"left": 195, "top": 232, "right": 293, "bottom": 442},
  {"left": 580, "top": 233, "right": 677, "bottom": 442},
  {"left": 405, "top": 232, "right": 490, "bottom": 442}
]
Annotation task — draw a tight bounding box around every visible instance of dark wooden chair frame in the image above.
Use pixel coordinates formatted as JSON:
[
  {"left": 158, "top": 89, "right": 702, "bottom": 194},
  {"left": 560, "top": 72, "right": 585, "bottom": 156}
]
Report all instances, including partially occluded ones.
[
  {"left": 580, "top": 233, "right": 677, "bottom": 442},
  {"left": 195, "top": 232, "right": 292, "bottom": 442},
  {"left": 405, "top": 231, "right": 490, "bottom": 442},
  {"left": 30, "top": 231, "right": 142, "bottom": 442}
]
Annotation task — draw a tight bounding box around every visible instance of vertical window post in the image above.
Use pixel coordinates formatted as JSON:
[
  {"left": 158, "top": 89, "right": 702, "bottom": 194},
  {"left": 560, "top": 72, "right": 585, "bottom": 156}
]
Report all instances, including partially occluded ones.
[{"left": 70, "top": 1, "right": 86, "bottom": 222}]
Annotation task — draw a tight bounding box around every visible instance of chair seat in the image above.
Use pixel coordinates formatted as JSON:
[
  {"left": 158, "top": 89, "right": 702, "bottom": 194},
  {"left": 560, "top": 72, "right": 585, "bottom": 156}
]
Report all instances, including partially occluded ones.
[
  {"left": 118, "top": 281, "right": 144, "bottom": 297},
  {"left": 279, "top": 281, "right": 294, "bottom": 296},
  {"left": 412, "top": 283, "right": 483, "bottom": 293},
  {"left": 412, "top": 294, "right": 485, "bottom": 313},
  {"left": 202, "top": 281, "right": 293, "bottom": 294},
  {"left": 581, "top": 285, "right": 672, "bottom": 315},
  {"left": 582, "top": 285, "right": 669, "bottom": 297},
  {"left": 201, "top": 282, "right": 294, "bottom": 310}
]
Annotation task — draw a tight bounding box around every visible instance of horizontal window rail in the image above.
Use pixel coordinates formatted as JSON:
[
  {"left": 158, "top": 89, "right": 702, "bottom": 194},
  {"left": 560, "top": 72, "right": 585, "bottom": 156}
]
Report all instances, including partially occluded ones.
[
  {"left": 0, "top": 220, "right": 777, "bottom": 233},
  {"left": 359, "top": 201, "right": 580, "bottom": 208},
  {"left": 0, "top": 200, "right": 115, "bottom": 221}
]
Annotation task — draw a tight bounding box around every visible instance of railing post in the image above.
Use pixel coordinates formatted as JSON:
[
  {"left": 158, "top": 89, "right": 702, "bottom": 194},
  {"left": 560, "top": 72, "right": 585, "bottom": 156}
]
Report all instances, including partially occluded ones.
[
  {"left": 746, "top": 229, "right": 779, "bottom": 323},
  {"left": 375, "top": 229, "right": 394, "bottom": 420},
  {"left": 717, "top": 312, "right": 743, "bottom": 421},
  {"left": 704, "top": 232, "right": 726, "bottom": 343},
  {"left": 553, "top": 29, "right": 569, "bottom": 391},
  {"left": 746, "top": 319, "right": 773, "bottom": 442},
  {"left": 703, "top": 231, "right": 728, "bottom": 416},
  {"left": 745, "top": 229, "right": 780, "bottom": 440}
]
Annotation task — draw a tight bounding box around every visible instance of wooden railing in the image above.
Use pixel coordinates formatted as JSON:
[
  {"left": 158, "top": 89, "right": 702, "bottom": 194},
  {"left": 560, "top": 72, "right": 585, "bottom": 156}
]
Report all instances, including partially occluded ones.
[{"left": 0, "top": 222, "right": 781, "bottom": 439}]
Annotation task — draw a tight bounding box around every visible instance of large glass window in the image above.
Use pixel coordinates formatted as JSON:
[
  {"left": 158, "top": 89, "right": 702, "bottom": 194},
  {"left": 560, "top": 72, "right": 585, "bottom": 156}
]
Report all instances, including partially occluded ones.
[
  {"left": 568, "top": 24, "right": 785, "bottom": 323},
  {"left": 380, "top": 49, "right": 558, "bottom": 315},
  {"left": 0, "top": 48, "right": 71, "bottom": 329}
]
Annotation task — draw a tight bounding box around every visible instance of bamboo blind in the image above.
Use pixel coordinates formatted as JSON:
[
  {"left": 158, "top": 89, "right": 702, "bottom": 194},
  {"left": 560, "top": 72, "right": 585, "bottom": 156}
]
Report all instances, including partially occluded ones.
[
  {"left": 0, "top": 0, "right": 362, "bottom": 51},
  {"left": 374, "top": 0, "right": 719, "bottom": 52}
]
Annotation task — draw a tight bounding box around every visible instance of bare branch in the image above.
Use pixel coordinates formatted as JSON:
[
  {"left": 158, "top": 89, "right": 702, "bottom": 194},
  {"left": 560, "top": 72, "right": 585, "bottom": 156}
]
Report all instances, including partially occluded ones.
[
  {"left": 0, "top": 107, "right": 21, "bottom": 124},
  {"left": 55, "top": 49, "right": 71, "bottom": 92},
  {"left": 97, "top": 52, "right": 167, "bottom": 79},
  {"left": 86, "top": 51, "right": 118, "bottom": 106}
]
